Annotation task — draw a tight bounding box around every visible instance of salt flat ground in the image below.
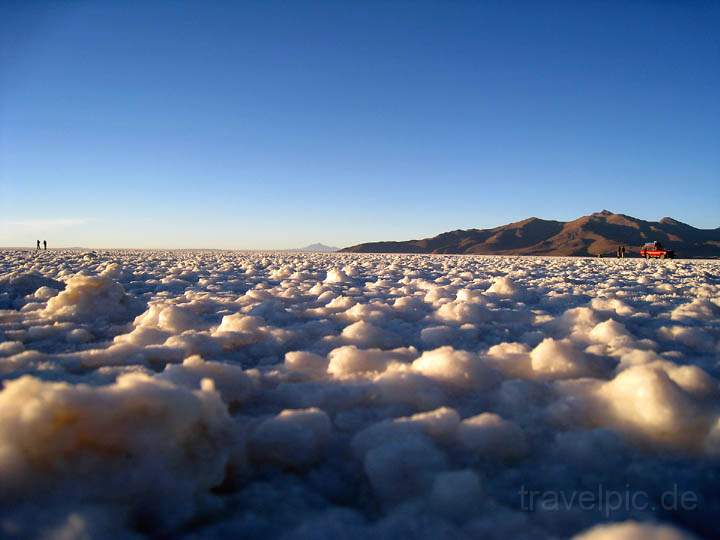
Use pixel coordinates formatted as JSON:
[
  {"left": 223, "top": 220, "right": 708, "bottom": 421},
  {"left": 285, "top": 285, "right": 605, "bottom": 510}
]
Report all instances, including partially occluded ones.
[{"left": 0, "top": 249, "right": 719, "bottom": 540}]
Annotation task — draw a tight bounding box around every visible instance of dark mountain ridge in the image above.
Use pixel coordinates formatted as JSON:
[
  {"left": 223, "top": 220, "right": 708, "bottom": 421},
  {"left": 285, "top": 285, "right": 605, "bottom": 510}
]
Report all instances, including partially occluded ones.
[{"left": 341, "top": 211, "right": 720, "bottom": 257}]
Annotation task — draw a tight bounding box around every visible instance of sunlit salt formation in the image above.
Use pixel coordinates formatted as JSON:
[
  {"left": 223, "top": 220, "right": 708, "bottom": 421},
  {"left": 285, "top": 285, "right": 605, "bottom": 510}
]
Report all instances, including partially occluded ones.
[
  {"left": 134, "top": 302, "right": 206, "bottom": 334},
  {"left": 658, "top": 324, "right": 715, "bottom": 352},
  {"left": 284, "top": 350, "right": 329, "bottom": 378},
  {"left": 0, "top": 373, "right": 233, "bottom": 530},
  {"left": 159, "top": 355, "right": 258, "bottom": 406},
  {"left": 412, "top": 346, "right": 496, "bottom": 389},
  {"left": 324, "top": 267, "right": 351, "bottom": 283},
  {"left": 484, "top": 341, "right": 533, "bottom": 378},
  {"left": 42, "top": 274, "right": 139, "bottom": 323},
  {"left": 486, "top": 276, "right": 519, "bottom": 297},
  {"left": 671, "top": 298, "right": 720, "bottom": 322},
  {"left": 571, "top": 521, "right": 698, "bottom": 540},
  {"left": 340, "top": 320, "right": 402, "bottom": 348},
  {"left": 435, "top": 299, "right": 490, "bottom": 325},
  {"left": 591, "top": 364, "right": 714, "bottom": 451},
  {"left": 530, "top": 338, "right": 602, "bottom": 379},
  {"left": 212, "top": 313, "right": 270, "bottom": 349},
  {"left": 0, "top": 249, "right": 717, "bottom": 539},
  {"left": 327, "top": 345, "right": 413, "bottom": 377}
]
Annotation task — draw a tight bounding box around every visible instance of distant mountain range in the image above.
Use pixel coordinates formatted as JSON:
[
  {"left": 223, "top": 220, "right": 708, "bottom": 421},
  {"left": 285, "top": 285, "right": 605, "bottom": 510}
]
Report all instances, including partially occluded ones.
[
  {"left": 341, "top": 211, "right": 720, "bottom": 258},
  {"left": 287, "top": 243, "right": 338, "bottom": 253}
]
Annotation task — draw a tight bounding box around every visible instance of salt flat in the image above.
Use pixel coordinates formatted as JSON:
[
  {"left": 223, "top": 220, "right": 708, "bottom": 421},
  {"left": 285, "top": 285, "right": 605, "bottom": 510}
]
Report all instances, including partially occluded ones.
[{"left": 1, "top": 249, "right": 718, "bottom": 539}]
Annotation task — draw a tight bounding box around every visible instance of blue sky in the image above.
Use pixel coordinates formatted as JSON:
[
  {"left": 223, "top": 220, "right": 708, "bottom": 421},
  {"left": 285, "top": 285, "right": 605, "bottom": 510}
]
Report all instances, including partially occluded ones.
[{"left": 1, "top": 0, "right": 718, "bottom": 249}]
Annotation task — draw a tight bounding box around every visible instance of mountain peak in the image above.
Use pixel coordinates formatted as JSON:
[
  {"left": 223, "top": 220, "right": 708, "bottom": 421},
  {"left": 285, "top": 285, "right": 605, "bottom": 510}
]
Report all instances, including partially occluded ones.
[
  {"left": 341, "top": 211, "right": 718, "bottom": 257},
  {"left": 659, "top": 217, "right": 682, "bottom": 226},
  {"left": 288, "top": 243, "right": 338, "bottom": 253}
]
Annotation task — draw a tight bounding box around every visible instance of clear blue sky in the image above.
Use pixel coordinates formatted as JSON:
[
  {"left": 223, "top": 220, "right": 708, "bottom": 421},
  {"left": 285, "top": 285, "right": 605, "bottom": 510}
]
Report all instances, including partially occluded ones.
[{"left": 1, "top": 1, "right": 718, "bottom": 249}]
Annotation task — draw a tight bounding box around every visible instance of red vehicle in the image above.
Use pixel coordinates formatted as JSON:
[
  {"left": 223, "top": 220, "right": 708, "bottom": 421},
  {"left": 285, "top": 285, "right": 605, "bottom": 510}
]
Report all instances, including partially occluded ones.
[{"left": 640, "top": 241, "right": 674, "bottom": 259}]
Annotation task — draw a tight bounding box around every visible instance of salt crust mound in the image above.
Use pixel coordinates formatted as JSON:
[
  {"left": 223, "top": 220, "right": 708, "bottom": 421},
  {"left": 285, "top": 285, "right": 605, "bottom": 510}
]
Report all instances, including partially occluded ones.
[
  {"left": 571, "top": 520, "right": 698, "bottom": 540},
  {"left": 0, "top": 373, "right": 233, "bottom": 530},
  {"left": 0, "top": 249, "right": 718, "bottom": 539},
  {"left": 486, "top": 276, "right": 519, "bottom": 297},
  {"left": 248, "top": 407, "right": 331, "bottom": 468},
  {"left": 43, "top": 274, "right": 141, "bottom": 323}
]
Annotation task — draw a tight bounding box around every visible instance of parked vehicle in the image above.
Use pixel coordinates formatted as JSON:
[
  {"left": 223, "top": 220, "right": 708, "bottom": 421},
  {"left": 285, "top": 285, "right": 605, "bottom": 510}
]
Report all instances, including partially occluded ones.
[{"left": 640, "top": 241, "right": 674, "bottom": 259}]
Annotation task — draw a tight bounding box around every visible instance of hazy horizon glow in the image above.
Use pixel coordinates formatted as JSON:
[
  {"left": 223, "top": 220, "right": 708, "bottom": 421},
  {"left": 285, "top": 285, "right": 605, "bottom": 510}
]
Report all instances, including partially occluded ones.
[{"left": 1, "top": 1, "right": 718, "bottom": 249}]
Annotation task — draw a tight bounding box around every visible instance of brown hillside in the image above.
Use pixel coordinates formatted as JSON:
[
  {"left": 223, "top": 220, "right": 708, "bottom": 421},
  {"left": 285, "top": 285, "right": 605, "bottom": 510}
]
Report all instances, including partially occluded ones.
[{"left": 341, "top": 211, "right": 720, "bottom": 257}]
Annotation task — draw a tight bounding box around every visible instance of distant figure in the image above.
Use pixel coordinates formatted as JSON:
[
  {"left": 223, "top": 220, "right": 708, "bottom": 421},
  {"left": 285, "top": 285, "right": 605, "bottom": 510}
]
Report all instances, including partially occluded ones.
[
  {"left": 43, "top": 240, "right": 47, "bottom": 250},
  {"left": 616, "top": 245, "right": 622, "bottom": 258},
  {"left": 36, "top": 240, "right": 40, "bottom": 250},
  {"left": 620, "top": 245, "right": 626, "bottom": 258}
]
